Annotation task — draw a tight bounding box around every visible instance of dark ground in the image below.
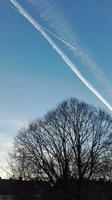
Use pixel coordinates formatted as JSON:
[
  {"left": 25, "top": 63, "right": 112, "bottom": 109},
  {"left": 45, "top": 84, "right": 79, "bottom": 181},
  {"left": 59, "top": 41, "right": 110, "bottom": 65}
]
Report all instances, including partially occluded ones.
[{"left": 0, "top": 179, "right": 112, "bottom": 200}]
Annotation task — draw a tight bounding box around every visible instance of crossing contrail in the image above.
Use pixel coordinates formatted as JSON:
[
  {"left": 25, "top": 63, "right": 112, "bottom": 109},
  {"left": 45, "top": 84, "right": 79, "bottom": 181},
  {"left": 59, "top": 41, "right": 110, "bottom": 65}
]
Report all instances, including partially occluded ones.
[
  {"left": 10, "top": 0, "right": 112, "bottom": 112},
  {"left": 28, "top": 0, "right": 112, "bottom": 97},
  {"left": 41, "top": 26, "right": 78, "bottom": 51}
]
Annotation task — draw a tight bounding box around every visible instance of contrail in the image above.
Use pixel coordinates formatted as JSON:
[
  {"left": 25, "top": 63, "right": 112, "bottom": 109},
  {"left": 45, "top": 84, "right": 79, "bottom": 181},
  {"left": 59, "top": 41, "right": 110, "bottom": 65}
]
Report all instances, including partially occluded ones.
[
  {"left": 41, "top": 26, "right": 78, "bottom": 51},
  {"left": 28, "top": 0, "right": 112, "bottom": 96},
  {"left": 4, "top": 1, "right": 20, "bottom": 14},
  {"left": 10, "top": 0, "right": 112, "bottom": 112}
]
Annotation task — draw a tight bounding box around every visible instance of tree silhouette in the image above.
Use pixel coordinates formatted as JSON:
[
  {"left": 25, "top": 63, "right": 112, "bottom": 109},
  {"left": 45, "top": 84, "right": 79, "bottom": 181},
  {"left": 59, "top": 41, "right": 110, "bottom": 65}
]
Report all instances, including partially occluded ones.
[{"left": 9, "top": 98, "right": 112, "bottom": 188}]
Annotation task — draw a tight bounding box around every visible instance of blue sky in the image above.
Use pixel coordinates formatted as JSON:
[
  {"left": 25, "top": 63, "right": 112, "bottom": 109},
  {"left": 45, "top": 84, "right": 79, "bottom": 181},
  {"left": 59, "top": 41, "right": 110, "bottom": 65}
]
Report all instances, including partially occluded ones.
[{"left": 0, "top": 0, "right": 112, "bottom": 176}]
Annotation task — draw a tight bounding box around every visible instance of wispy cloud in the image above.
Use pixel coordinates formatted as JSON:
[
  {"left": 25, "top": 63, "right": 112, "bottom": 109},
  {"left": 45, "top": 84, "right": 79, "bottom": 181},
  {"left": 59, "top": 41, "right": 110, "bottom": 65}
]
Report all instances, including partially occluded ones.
[
  {"left": 27, "top": 0, "right": 112, "bottom": 96},
  {"left": 10, "top": 0, "right": 112, "bottom": 112}
]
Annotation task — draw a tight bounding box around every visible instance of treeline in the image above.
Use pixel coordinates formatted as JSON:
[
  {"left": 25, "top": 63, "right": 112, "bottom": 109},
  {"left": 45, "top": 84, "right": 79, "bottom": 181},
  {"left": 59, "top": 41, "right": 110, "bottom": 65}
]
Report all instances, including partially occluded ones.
[{"left": 8, "top": 98, "right": 112, "bottom": 200}]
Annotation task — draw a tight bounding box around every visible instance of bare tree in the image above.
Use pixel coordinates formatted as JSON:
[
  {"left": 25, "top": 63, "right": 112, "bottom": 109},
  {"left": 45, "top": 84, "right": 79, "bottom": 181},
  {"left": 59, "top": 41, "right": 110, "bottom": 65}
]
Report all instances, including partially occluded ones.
[{"left": 9, "top": 98, "right": 112, "bottom": 186}]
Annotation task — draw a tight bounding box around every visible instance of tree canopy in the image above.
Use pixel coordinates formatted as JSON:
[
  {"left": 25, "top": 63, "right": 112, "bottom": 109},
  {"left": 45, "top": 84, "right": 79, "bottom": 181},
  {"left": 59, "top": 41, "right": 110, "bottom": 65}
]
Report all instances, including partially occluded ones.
[{"left": 9, "top": 98, "right": 112, "bottom": 185}]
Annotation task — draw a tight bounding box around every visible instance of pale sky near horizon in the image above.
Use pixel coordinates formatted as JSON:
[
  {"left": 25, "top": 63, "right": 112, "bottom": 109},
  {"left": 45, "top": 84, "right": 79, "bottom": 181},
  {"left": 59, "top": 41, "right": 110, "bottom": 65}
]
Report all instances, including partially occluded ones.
[{"left": 0, "top": 0, "right": 112, "bottom": 177}]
